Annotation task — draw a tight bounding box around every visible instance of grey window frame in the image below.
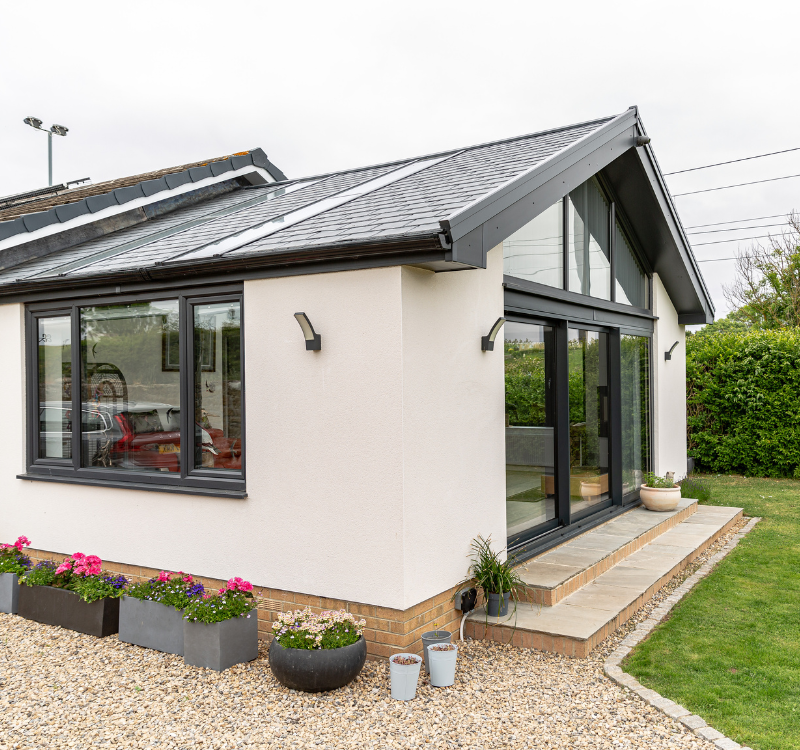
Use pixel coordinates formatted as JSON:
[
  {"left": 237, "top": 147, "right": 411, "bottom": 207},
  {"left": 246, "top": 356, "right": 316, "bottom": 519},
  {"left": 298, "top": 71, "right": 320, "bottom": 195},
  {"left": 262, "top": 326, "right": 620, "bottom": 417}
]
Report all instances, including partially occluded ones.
[{"left": 21, "top": 283, "right": 246, "bottom": 498}]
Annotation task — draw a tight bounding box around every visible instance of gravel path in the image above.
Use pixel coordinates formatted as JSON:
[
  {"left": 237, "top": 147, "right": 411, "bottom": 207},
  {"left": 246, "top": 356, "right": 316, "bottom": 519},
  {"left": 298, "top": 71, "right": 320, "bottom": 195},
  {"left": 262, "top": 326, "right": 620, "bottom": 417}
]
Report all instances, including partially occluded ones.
[{"left": 1, "top": 522, "right": 746, "bottom": 750}]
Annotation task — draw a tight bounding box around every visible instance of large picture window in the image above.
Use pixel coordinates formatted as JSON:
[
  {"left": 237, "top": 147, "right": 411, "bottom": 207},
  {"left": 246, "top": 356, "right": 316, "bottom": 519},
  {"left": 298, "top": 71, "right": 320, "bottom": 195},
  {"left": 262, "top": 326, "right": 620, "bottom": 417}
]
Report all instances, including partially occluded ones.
[{"left": 25, "top": 287, "right": 244, "bottom": 496}]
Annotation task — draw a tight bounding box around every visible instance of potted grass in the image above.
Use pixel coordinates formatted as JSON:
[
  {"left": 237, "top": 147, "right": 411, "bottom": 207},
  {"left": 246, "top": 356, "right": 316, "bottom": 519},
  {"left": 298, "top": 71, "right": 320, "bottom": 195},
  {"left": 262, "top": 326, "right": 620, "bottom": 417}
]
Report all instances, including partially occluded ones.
[
  {"left": 18, "top": 553, "right": 127, "bottom": 636},
  {"left": 640, "top": 471, "right": 681, "bottom": 512},
  {"left": 428, "top": 642, "right": 458, "bottom": 687},
  {"left": 0, "top": 536, "right": 32, "bottom": 614},
  {"left": 120, "top": 571, "right": 206, "bottom": 656},
  {"left": 456, "top": 535, "right": 527, "bottom": 618},
  {"left": 421, "top": 621, "right": 451, "bottom": 674},
  {"left": 182, "top": 577, "right": 258, "bottom": 672},
  {"left": 389, "top": 653, "right": 423, "bottom": 700},
  {"left": 269, "top": 608, "right": 368, "bottom": 692}
]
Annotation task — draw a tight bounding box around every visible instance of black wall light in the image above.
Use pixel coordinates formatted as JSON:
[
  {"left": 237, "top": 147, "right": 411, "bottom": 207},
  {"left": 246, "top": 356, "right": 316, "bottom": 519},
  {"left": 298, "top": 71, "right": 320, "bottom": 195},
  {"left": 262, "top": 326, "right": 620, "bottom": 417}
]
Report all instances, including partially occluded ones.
[
  {"left": 664, "top": 341, "right": 679, "bottom": 360},
  {"left": 481, "top": 317, "right": 506, "bottom": 351},
  {"left": 294, "top": 312, "right": 322, "bottom": 351}
]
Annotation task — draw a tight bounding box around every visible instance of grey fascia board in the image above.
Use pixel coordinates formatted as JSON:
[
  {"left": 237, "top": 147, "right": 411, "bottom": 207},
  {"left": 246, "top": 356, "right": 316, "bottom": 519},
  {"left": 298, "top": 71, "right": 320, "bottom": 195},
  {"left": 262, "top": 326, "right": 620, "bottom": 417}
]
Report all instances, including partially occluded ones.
[
  {"left": 441, "top": 108, "right": 639, "bottom": 242},
  {"left": 632, "top": 132, "right": 715, "bottom": 321}
]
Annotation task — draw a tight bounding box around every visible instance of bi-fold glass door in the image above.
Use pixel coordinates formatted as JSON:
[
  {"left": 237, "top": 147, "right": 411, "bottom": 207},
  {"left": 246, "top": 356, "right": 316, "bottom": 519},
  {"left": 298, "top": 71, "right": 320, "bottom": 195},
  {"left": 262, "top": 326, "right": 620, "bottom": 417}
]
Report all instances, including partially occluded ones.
[{"left": 505, "top": 318, "right": 633, "bottom": 548}]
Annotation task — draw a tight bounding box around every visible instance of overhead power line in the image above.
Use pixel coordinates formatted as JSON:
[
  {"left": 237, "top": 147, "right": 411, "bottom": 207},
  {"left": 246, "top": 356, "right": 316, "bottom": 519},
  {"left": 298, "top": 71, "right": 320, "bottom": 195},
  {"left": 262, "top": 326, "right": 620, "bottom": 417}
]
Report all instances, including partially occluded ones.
[
  {"left": 664, "top": 146, "right": 800, "bottom": 176},
  {"left": 687, "top": 222, "right": 789, "bottom": 235},
  {"left": 684, "top": 213, "right": 790, "bottom": 229},
  {"left": 692, "top": 234, "right": 773, "bottom": 246},
  {"left": 674, "top": 173, "right": 800, "bottom": 197},
  {"left": 696, "top": 257, "right": 740, "bottom": 263}
]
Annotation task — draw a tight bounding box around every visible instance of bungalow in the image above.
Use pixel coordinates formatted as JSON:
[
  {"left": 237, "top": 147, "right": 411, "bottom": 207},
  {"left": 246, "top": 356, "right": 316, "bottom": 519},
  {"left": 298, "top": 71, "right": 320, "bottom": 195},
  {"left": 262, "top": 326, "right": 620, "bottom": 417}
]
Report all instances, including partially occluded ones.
[{"left": 0, "top": 107, "right": 719, "bottom": 658}]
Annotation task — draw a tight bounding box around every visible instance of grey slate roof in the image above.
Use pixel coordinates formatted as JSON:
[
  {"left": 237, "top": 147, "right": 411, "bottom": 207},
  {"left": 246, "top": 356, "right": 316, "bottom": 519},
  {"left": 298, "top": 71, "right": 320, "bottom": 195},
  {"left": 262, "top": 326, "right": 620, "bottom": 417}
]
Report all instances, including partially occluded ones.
[{"left": 0, "top": 115, "right": 617, "bottom": 287}]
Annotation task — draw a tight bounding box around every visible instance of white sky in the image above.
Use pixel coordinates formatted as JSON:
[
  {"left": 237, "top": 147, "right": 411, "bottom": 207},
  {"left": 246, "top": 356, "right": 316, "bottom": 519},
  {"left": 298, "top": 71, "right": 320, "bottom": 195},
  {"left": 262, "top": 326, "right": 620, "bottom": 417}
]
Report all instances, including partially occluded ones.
[{"left": 2, "top": 0, "right": 798, "bottom": 320}]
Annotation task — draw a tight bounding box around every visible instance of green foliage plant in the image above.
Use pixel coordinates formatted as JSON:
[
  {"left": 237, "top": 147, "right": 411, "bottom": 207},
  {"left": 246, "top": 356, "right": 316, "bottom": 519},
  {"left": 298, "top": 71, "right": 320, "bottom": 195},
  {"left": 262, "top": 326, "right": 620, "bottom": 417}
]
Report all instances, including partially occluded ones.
[
  {"left": 272, "top": 609, "right": 366, "bottom": 650},
  {"left": 642, "top": 471, "right": 676, "bottom": 489},
  {"left": 126, "top": 571, "right": 205, "bottom": 610},
  {"left": 183, "top": 579, "right": 256, "bottom": 624},
  {"left": 455, "top": 535, "right": 527, "bottom": 604},
  {"left": 687, "top": 327, "right": 800, "bottom": 477},
  {"left": 679, "top": 475, "right": 713, "bottom": 502}
]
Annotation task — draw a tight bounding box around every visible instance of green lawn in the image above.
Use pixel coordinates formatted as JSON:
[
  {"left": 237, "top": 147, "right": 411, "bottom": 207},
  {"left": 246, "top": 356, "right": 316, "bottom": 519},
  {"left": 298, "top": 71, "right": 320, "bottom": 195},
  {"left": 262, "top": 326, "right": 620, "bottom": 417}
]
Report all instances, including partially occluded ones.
[{"left": 623, "top": 475, "right": 800, "bottom": 750}]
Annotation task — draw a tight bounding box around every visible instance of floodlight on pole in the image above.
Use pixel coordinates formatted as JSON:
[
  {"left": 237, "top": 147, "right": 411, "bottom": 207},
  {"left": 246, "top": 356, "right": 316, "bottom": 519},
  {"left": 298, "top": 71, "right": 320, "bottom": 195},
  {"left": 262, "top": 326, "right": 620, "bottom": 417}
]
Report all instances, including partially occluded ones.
[{"left": 23, "top": 116, "right": 69, "bottom": 186}]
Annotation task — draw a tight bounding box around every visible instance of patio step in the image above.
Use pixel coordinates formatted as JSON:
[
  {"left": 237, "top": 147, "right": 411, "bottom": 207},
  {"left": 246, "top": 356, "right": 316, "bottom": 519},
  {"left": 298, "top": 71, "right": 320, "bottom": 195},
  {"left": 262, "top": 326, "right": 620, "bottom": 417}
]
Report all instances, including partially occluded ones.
[
  {"left": 517, "top": 499, "right": 699, "bottom": 606},
  {"left": 465, "top": 503, "right": 743, "bottom": 658}
]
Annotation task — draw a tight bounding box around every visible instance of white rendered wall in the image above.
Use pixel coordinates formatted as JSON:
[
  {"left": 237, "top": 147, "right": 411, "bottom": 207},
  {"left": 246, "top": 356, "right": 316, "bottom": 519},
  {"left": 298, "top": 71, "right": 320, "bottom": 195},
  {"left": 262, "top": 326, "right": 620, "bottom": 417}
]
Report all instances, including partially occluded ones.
[
  {"left": 651, "top": 273, "right": 688, "bottom": 479},
  {"left": 0, "top": 260, "right": 507, "bottom": 611},
  {"left": 399, "top": 245, "right": 506, "bottom": 609}
]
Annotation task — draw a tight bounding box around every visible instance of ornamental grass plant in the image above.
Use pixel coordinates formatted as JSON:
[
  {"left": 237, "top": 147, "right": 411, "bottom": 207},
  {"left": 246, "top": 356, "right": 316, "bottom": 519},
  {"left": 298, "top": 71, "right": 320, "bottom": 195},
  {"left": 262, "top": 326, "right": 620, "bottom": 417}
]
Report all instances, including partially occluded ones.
[
  {"left": 0, "top": 536, "right": 32, "bottom": 577},
  {"left": 642, "top": 471, "right": 676, "bottom": 489},
  {"left": 455, "top": 535, "right": 527, "bottom": 601},
  {"left": 272, "top": 609, "right": 366, "bottom": 650}
]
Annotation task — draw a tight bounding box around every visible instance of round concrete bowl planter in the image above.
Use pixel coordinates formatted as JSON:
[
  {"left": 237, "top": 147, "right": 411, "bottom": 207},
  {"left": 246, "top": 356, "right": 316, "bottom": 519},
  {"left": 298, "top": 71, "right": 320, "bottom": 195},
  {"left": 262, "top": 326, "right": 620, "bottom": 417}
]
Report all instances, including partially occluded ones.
[
  {"left": 428, "top": 643, "right": 458, "bottom": 688},
  {"left": 420, "top": 629, "right": 451, "bottom": 674},
  {"left": 389, "top": 653, "right": 423, "bottom": 701},
  {"left": 269, "top": 636, "right": 367, "bottom": 692},
  {"left": 183, "top": 612, "right": 259, "bottom": 672},
  {"left": 0, "top": 572, "right": 20, "bottom": 614},
  {"left": 640, "top": 485, "right": 681, "bottom": 512},
  {"left": 486, "top": 591, "right": 511, "bottom": 618},
  {"left": 17, "top": 584, "right": 119, "bottom": 637},
  {"left": 119, "top": 596, "right": 185, "bottom": 656}
]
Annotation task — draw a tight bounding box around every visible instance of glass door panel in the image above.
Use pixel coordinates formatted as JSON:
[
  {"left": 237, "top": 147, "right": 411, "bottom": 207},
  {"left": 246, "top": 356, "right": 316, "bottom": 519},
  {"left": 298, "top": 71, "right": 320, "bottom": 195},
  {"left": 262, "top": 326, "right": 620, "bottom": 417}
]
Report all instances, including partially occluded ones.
[
  {"left": 505, "top": 321, "right": 557, "bottom": 542},
  {"left": 568, "top": 328, "right": 611, "bottom": 518},
  {"left": 621, "top": 335, "right": 650, "bottom": 501}
]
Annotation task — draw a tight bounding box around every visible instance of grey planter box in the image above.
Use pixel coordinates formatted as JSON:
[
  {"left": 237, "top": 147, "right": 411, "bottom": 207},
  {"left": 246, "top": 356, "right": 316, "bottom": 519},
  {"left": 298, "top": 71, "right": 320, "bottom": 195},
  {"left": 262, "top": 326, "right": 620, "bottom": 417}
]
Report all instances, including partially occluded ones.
[
  {"left": 18, "top": 584, "right": 119, "bottom": 637},
  {"left": 0, "top": 572, "right": 20, "bottom": 614},
  {"left": 183, "top": 612, "right": 258, "bottom": 672},
  {"left": 119, "top": 596, "right": 185, "bottom": 656}
]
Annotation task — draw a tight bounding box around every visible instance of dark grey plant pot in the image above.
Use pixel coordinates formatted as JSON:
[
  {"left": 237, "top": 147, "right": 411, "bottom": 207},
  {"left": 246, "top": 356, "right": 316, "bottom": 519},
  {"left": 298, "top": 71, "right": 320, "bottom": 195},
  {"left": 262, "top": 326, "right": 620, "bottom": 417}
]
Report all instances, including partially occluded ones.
[
  {"left": 17, "top": 584, "right": 119, "bottom": 637},
  {"left": 269, "top": 636, "right": 367, "bottom": 692},
  {"left": 183, "top": 611, "right": 258, "bottom": 672},
  {"left": 0, "top": 572, "right": 20, "bottom": 614},
  {"left": 486, "top": 592, "right": 511, "bottom": 618},
  {"left": 119, "top": 596, "right": 184, "bottom": 656},
  {"left": 421, "top": 630, "right": 451, "bottom": 674}
]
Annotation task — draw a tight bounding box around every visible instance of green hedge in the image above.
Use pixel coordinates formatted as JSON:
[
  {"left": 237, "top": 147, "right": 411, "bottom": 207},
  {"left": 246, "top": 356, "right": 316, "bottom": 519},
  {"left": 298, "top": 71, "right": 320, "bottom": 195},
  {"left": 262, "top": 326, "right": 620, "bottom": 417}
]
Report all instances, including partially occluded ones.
[{"left": 687, "top": 328, "right": 800, "bottom": 477}]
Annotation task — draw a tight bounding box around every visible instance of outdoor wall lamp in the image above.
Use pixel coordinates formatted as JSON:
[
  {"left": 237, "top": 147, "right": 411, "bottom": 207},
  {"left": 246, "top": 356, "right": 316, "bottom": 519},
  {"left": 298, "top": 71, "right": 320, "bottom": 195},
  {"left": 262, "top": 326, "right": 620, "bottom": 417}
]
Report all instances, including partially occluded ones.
[
  {"left": 24, "top": 116, "right": 69, "bottom": 186},
  {"left": 481, "top": 317, "right": 506, "bottom": 351},
  {"left": 665, "top": 341, "right": 679, "bottom": 360},
  {"left": 294, "top": 312, "right": 321, "bottom": 350},
  {"left": 635, "top": 135, "right": 651, "bottom": 146}
]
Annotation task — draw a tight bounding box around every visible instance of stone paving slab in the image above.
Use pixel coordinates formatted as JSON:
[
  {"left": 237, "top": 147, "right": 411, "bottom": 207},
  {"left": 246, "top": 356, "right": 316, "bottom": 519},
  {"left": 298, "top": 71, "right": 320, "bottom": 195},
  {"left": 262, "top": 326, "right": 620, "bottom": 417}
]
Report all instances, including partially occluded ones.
[{"left": 468, "top": 503, "right": 744, "bottom": 657}]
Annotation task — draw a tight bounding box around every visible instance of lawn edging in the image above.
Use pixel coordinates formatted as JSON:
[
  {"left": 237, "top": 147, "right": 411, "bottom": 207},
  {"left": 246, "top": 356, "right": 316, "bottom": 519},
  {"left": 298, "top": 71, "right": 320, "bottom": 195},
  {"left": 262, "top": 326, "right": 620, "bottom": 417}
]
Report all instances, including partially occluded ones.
[{"left": 603, "top": 515, "right": 761, "bottom": 750}]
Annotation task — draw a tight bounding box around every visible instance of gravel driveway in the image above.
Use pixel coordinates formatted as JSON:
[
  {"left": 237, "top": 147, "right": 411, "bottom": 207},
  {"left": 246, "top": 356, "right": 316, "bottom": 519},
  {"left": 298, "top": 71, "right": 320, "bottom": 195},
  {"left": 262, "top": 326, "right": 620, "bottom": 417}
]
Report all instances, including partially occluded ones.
[{"left": 0, "top": 613, "right": 714, "bottom": 750}]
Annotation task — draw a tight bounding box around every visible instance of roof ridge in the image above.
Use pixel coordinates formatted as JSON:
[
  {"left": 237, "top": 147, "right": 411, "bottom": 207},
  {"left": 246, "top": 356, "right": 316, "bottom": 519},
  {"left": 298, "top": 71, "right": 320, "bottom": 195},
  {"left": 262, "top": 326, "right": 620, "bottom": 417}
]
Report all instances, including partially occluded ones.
[{"left": 274, "top": 112, "right": 622, "bottom": 186}]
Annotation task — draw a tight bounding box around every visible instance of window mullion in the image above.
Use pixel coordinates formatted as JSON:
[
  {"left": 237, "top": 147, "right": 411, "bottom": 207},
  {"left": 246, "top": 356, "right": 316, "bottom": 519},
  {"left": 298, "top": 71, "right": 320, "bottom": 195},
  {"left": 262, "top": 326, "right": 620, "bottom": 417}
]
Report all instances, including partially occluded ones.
[
  {"left": 70, "top": 305, "right": 81, "bottom": 471},
  {"left": 610, "top": 202, "right": 616, "bottom": 303},
  {"left": 179, "top": 295, "right": 190, "bottom": 480}
]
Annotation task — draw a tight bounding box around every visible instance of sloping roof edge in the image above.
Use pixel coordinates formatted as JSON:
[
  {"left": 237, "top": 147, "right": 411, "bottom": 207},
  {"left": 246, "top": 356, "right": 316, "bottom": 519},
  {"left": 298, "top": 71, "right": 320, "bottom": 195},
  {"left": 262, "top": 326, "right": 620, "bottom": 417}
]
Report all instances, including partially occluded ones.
[{"left": 0, "top": 148, "right": 284, "bottom": 245}]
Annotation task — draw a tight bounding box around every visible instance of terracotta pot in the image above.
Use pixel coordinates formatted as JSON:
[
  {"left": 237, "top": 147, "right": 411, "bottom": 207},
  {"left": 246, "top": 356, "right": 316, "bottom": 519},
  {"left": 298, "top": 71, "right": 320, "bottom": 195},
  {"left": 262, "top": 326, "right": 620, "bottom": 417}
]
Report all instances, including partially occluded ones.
[{"left": 640, "top": 485, "right": 681, "bottom": 512}]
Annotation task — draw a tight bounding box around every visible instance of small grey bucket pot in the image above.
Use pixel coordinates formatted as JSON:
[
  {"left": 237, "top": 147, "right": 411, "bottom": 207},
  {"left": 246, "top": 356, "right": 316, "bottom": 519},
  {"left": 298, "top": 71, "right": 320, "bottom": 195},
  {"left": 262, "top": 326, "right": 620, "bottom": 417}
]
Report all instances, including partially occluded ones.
[
  {"left": 486, "top": 592, "right": 511, "bottom": 618},
  {"left": 0, "top": 573, "right": 20, "bottom": 614},
  {"left": 428, "top": 643, "right": 458, "bottom": 688},
  {"left": 389, "top": 654, "right": 423, "bottom": 700},
  {"left": 420, "top": 629, "right": 451, "bottom": 673}
]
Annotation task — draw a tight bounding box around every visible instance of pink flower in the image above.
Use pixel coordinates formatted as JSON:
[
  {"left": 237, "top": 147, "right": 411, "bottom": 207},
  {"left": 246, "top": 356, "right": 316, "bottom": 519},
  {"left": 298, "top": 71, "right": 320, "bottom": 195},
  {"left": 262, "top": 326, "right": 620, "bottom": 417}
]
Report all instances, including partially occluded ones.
[
  {"left": 157, "top": 571, "right": 172, "bottom": 582},
  {"left": 71, "top": 552, "right": 86, "bottom": 561},
  {"left": 55, "top": 561, "right": 72, "bottom": 575},
  {"left": 226, "top": 577, "right": 253, "bottom": 593},
  {"left": 14, "top": 536, "right": 30, "bottom": 551},
  {"left": 182, "top": 574, "right": 193, "bottom": 584}
]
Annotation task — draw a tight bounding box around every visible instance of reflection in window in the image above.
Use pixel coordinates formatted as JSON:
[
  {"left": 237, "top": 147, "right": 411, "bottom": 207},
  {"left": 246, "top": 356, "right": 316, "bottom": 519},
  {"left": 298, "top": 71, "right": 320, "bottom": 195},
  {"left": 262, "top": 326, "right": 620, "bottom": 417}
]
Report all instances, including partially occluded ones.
[
  {"left": 193, "top": 301, "right": 242, "bottom": 471},
  {"left": 503, "top": 201, "right": 563, "bottom": 289},
  {"left": 615, "top": 222, "right": 648, "bottom": 308},
  {"left": 80, "top": 301, "right": 181, "bottom": 472},
  {"left": 38, "top": 316, "right": 72, "bottom": 459},
  {"left": 568, "top": 179, "right": 610, "bottom": 300},
  {"left": 568, "top": 329, "right": 610, "bottom": 516},
  {"left": 504, "top": 321, "right": 556, "bottom": 541},
  {"left": 621, "top": 335, "right": 650, "bottom": 500}
]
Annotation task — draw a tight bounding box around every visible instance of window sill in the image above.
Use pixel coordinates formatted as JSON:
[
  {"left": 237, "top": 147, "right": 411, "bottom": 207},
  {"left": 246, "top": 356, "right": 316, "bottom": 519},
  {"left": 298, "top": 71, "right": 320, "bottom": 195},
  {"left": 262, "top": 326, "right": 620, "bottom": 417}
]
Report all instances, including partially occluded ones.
[{"left": 17, "top": 473, "right": 247, "bottom": 499}]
